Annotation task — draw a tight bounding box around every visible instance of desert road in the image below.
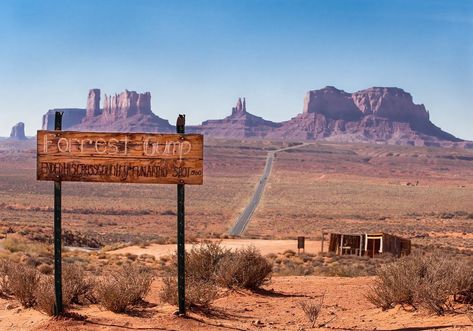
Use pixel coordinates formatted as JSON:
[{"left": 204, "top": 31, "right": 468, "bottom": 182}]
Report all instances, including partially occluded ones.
[{"left": 228, "top": 143, "right": 308, "bottom": 236}]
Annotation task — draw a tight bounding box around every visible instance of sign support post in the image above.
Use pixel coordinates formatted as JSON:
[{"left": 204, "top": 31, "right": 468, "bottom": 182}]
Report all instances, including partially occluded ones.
[
  {"left": 53, "top": 111, "right": 63, "bottom": 316},
  {"left": 176, "top": 114, "right": 186, "bottom": 315}
]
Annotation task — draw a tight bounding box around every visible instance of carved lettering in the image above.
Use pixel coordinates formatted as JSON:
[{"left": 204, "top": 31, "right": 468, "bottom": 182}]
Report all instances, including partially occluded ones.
[{"left": 37, "top": 131, "right": 203, "bottom": 185}]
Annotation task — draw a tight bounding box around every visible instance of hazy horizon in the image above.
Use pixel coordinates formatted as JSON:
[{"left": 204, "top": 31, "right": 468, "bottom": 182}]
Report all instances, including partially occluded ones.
[{"left": 1, "top": 0, "right": 472, "bottom": 140}]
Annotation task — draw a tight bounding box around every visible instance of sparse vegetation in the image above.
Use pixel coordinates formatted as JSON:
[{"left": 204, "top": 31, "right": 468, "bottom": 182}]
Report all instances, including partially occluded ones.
[
  {"left": 96, "top": 263, "right": 154, "bottom": 313},
  {"left": 160, "top": 274, "right": 219, "bottom": 308},
  {"left": 8, "top": 262, "right": 40, "bottom": 307},
  {"left": 63, "top": 263, "right": 96, "bottom": 305},
  {"left": 368, "top": 252, "right": 473, "bottom": 315},
  {"left": 299, "top": 293, "right": 325, "bottom": 328},
  {"left": 34, "top": 276, "right": 61, "bottom": 316},
  {"left": 216, "top": 246, "right": 272, "bottom": 289},
  {"left": 270, "top": 252, "right": 394, "bottom": 277},
  {"left": 0, "top": 258, "right": 13, "bottom": 296},
  {"left": 161, "top": 242, "right": 272, "bottom": 308}
]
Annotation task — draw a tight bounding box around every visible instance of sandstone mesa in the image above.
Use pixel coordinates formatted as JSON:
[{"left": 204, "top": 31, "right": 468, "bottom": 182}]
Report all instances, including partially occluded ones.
[{"left": 39, "top": 87, "right": 470, "bottom": 148}]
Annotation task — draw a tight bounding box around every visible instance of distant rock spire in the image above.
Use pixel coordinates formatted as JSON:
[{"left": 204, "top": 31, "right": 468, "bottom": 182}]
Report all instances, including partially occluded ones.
[
  {"left": 86, "top": 89, "right": 101, "bottom": 117},
  {"left": 232, "top": 97, "right": 247, "bottom": 115},
  {"left": 236, "top": 97, "right": 243, "bottom": 112}
]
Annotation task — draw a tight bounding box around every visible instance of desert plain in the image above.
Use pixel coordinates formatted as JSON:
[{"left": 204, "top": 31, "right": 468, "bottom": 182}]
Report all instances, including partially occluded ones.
[{"left": 1, "top": 138, "right": 473, "bottom": 330}]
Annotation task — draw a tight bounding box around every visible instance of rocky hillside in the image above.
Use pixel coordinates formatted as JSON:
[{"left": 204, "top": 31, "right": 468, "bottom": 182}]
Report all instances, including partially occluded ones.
[{"left": 39, "top": 87, "right": 469, "bottom": 147}]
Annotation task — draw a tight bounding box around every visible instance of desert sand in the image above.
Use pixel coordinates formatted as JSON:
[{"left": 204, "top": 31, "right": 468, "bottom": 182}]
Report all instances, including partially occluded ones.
[
  {"left": 1, "top": 275, "right": 471, "bottom": 331},
  {"left": 108, "top": 239, "right": 322, "bottom": 258}
]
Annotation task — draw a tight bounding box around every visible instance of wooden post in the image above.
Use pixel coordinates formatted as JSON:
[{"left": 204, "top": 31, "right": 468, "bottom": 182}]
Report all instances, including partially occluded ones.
[
  {"left": 176, "top": 114, "right": 186, "bottom": 315},
  {"left": 320, "top": 231, "right": 325, "bottom": 253},
  {"left": 53, "top": 111, "right": 63, "bottom": 316}
]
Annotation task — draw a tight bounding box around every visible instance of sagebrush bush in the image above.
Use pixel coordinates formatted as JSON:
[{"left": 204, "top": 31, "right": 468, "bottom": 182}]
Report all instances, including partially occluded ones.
[
  {"left": 9, "top": 263, "right": 40, "bottom": 307},
  {"left": 63, "top": 263, "right": 96, "bottom": 305},
  {"left": 186, "top": 241, "right": 230, "bottom": 282},
  {"left": 160, "top": 243, "right": 272, "bottom": 308},
  {"left": 160, "top": 242, "right": 224, "bottom": 308},
  {"left": 34, "top": 277, "right": 62, "bottom": 316},
  {"left": 368, "top": 252, "right": 473, "bottom": 315},
  {"left": 0, "top": 258, "right": 14, "bottom": 296},
  {"left": 216, "top": 246, "right": 272, "bottom": 290},
  {"left": 96, "top": 263, "right": 154, "bottom": 313},
  {"left": 34, "top": 262, "right": 95, "bottom": 316},
  {"left": 160, "top": 275, "right": 218, "bottom": 308}
]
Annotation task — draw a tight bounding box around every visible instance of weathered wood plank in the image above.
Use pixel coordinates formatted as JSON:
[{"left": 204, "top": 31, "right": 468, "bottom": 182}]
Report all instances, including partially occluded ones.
[{"left": 37, "top": 131, "right": 203, "bottom": 185}]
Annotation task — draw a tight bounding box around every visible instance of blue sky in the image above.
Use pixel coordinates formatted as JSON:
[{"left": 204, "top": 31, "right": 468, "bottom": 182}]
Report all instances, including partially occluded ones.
[{"left": 0, "top": 0, "right": 472, "bottom": 139}]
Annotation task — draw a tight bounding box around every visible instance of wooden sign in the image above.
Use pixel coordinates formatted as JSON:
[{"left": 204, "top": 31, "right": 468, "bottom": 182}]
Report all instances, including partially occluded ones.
[{"left": 37, "top": 131, "right": 203, "bottom": 185}]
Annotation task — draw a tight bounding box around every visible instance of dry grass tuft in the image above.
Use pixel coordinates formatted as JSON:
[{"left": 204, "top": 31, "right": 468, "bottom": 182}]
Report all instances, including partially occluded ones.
[{"left": 299, "top": 293, "right": 325, "bottom": 328}]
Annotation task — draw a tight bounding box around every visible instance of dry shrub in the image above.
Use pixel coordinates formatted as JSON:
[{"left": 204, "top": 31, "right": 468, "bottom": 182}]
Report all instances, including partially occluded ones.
[
  {"left": 34, "top": 277, "right": 61, "bottom": 316},
  {"left": 9, "top": 263, "right": 40, "bottom": 307},
  {"left": 160, "top": 242, "right": 224, "bottom": 308},
  {"left": 34, "top": 262, "right": 96, "bottom": 315},
  {"left": 35, "top": 278, "right": 55, "bottom": 315},
  {"left": 160, "top": 275, "right": 218, "bottom": 308},
  {"left": 367, "top": 254, "right": 423, "bottom": 309},
  {"left": 299, "top": 293, "right": 325, "bottom": 328},
  {"left": 3, "top": 234, "right": 29, "bottom": 253},
  {"left": 160, "top": 243, "right": 272, "bottom": 308},
  {"left": 37, "top": 263, "right": 53, "bottom": 275},
  {"left": 186, "top": 241, "right": 230, "bottom": 282},
  {"left": 63, "top": 263, "right": 96, "bottom": 305},
  {"left": 368, "top": 252, "right": 473, "bottom": 315},
  {"left": 216, "top": 246, "right": 272, "bottom": 290},
  {"left": 96, "top": 263, "right": 154, "bottom": 313},
  {"left": 0, "top": 258, "right": 14, "bottom": 295},
  {"left": 3, "top": 234, "right": 50, "bottom": 257},
  {"left": 453, "top": 262, "right": 473, "bottom": 304}
]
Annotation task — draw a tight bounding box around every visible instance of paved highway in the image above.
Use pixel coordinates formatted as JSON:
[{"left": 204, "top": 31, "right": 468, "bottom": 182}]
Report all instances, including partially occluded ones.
[{"left": 228, "top": 143, "right": 307, "bottom": 236}]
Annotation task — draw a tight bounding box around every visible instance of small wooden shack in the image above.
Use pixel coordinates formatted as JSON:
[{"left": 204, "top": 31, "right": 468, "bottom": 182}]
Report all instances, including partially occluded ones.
[{"left": 328, "top": 232, "right": 411, "bottom": 258}]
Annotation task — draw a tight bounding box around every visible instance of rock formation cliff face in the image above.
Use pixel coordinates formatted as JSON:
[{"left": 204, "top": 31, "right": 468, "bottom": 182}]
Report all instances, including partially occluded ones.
[
  {"left": 9, "top": 122, "right": 27, "bottom": 140},
  {"left": 42, "top": 89, "right": 172, "bottom": 133},
  {"left": 102, "top": 90, "right": 152, "bottom": 119},
  {"left": 39, "top": 86, "right": 467, "bottom": 148},
  {"left": 196, "top": 87, "right": 462, "bottom": 147},
  {"left": 42, "top": 109, "right": 86, "bottom": 130},
  {"left": 303, "top": 86, "right": 362, "bottom": 120}
]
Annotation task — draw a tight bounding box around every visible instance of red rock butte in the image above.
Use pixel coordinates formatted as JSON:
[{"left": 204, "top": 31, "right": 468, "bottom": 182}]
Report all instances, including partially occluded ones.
[{"left": 41, "top": 87, "right": 471, "bottom": 148}]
